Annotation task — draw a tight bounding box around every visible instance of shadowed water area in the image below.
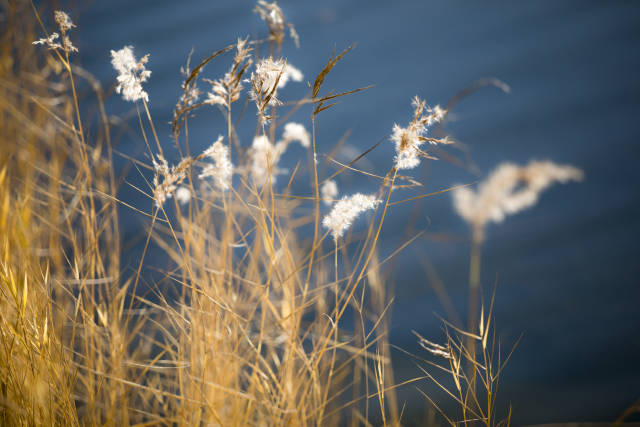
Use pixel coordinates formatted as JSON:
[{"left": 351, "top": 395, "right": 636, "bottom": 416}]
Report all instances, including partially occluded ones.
[{"left": 60, "top": 0, "right": 640, "bottom": 424}]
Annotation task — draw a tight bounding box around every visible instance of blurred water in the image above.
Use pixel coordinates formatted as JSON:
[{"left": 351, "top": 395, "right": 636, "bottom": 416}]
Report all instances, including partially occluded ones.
[{"left": 66, "top": 0, "right": 640, "bottom": 424}]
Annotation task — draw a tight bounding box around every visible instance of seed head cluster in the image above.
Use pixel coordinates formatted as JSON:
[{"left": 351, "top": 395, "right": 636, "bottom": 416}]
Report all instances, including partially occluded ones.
[
  {"left": 250, "top": 122, "right": 309, "bottom": 186},
  {"left": 249, "top": 58, "right": 303, "bottom": 121},
  {"left": 176, "top": 57, "right": 201, "bottom": 110},
  {"left": 281, "top": 122, "right": 310, "bottom": 148},
  {"left": 205, "top": 37, "right": 253, "bottom": 109},
  {"left": 33, "top": 10, "right": 77, "bottom": 53},
  {"left": 110, "top": 45, "right": 151, "bottom": 103},
  {"left": 254, "top": 1, "right": 298, "bottom": 48},
  {"left": 175, "top": 186, "right": 192, "bottom": 205},
  {"left": 320, "top": 180, "right": 338, "bottom": 206},
  {"left": 453, "top": 160, "right": 584, "bottom": 228},
  {"left": 199, "top": 135, "right": 233, "bottom": 191},
  {"left": 322, "top": 193, "right": 381, "bottom": 240},
  {"left": 54, "top": 11, "right": 74, "bottom": 31},
  {"left": 391, "top": 96, "right": 448, "bottom": 170},
  {"left": 152, "top": 155, "right": 192, "bottom": 207},
  {"left": 249, "top": 135, "right": 286, "bottom": 186}
]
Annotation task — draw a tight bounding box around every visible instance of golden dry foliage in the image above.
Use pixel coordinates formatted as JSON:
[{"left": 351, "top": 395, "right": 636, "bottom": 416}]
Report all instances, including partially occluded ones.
[
  {"left": 413, "top": 296, "right": 517, "bottom": 427},
  {"left": 0, "top": 2, "right": 400, "bottom": 425},
  {"left": 0, "top": 1, "right": 585, "bottom": 426},
  {"left": 0, "top": 1, "right": 130, "bottom": 424},
  {"left": 138, "top": 32, "right": 400, "bottom": 427}
]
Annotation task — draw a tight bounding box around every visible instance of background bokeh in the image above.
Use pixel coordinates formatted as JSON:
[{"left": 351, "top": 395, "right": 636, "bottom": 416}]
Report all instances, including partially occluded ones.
[{"left": 65, "top": 0, "right": 640, "bottom": 424}]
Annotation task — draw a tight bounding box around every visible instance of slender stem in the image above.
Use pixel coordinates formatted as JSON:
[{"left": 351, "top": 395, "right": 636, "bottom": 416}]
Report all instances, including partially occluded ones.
[
  {"left": 227, "top": 98, "right": 232, "bottom": 157},
  {"left": 467, "top": 224, "right": 484, "bottom": 396},
  {"left": 468, "top": 225, "right": 483, "bottom": 334},
  {"left": 142, "top": 99, "right": 164, "bottom": 157},
  {"left": 334, "top": 239, "right": 339, "bottom": 292},
  {"left": 302, "top": 113, "right": 320, "bottom": 300}
]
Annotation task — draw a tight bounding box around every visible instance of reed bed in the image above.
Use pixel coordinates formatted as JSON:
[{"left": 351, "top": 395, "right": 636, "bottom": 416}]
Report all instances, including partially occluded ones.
[{"left": 0, "top": 1, "right": 583, "bottom": 425}]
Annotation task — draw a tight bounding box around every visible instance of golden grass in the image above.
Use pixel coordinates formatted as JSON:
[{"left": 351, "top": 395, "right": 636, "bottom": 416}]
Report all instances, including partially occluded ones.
[{"left": 0, "top": 2, "right": 537, "bottom": 426}]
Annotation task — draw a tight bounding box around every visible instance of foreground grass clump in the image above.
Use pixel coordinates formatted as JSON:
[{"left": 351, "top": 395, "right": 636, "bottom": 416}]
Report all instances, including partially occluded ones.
[{"left": 0, "top": 1, "right": 583, "bottom": 425}]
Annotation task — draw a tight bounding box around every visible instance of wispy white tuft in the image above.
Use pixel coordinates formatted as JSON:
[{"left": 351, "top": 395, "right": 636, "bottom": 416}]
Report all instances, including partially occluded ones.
[
  {"left": 250, "top": 123, "right": 310, "bottom": 186},
  {"left": 175, "top": 186, "right": 191, "bottom": 205},
  {"left": 176, "top": 55, "right": 200, "bottom": 110},
  {"left": 205, "top": 80, "right": 228, "bottom": 107},
  {"left": 152, "top": 155, "right": 192, "bottom": 207},
  {"left": 33, "top": 10, "right": 77, "bottom": 53},
  {"left": 320, "top": 180, "right": 338, "bottom": 206},
  {"left": 248, "top": 58, "right": 303, "bottom": 123},
  {"left": 110, "top": 45, "right": 151, "bottom": 102},
  {"left": 453, "top": 160, "right": 584, "bottom": 228},
  {"left": 322, "top": 193, "right": 381, "bottom": 240},
  {"left": 54, "top": 11, "right": 74, "bottom": 31},
  {"left": 254, "top": 1, "right": 298, "bottom": 47},
  {"left": 281, "top": 122, "right": 310, "bottom": 148},
  {"left": 204, "top": 37, "right": 252, "bottom": 109},
  {"left": 415, "top": 332, "right": 451, "bottom": 359},
  {"left": 391, "top": 96, "right": 448, "bottom": 170},
  {"left": 289, "top": 25, "right": 300, "bottom": 48},
  {"left": 249, "top": 134, "right": 286, "bottom": 186},
  {"left": 250, "top": 57, "right": 285, "bottom": 108},
  {"left": 390, "top": 124, "right": 422, "bottom": 170},
  {"left": 279, "top": 63, "right": 303, "bottom": 89},
  {"left": 33, "top": 33, "right": 62, "bottom": 50},
  {"left": 199, "top": 135, "right": 233, "bottom": 191},
  {"left": 254, "top": 1, "right": 285, "bottom": 35}
]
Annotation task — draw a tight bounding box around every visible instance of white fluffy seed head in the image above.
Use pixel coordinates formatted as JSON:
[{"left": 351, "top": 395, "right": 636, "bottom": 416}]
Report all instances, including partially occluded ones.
[
  {"left": 54, "top": 11, "right": 75, "bottom": 31},
  {"left": 250, "top": 58, "right": 285, "bottom": 107},
  {"left": 320, "top": 180, "right": 338, "bottom": 206},
  {"left": 391, "top": 124, "right": 422, "bottom": 170},
  {"left": 250, "top": 123, "right": 309, "bottom": 187},
  {"left": 391, "top": 96, "right": 447, "bottom": 170},
  {"left": 322, "top": 193, "right": 381, "bottom": 240},
  {"left": 110, "top": 45, "right": 151, "bottom": 102},
  {"left": 33, "top": 11, "right": 77, "bottom": 53},
  {"left": 254, "top": 1, "right": 292, "bottom": 47},
  {"left": 199, "top": 135, "right": 233, "bottom": 191},
  {"left": 179, "top": 84, "right": 201, "bottom": 108},
  {"left": 250, "top": 135, "right": 285, "bottom": 186},
  {"left": 33, "top": 33, "right": 62, "bottom": 50},
  {"left": 279, "top": 63, "right": 303, "bottom": 89},
  {"left": 282, "top": 122, "right": 310, "bottom": 148},
  {"left": 177, "top": 60, "right": 200, "bottom": 109},
  {"left": 249, "top": 58, "right": 303, "bottom": 117},
  {"left": 453, "top": 160, "right": 584, "bottom": 228},
  {"left": 205, "top": 79, "right": 228, "bottom": 107},
  {"left": 175, "top": 186, "right": 191, "bottom": 205},
  {"left": 204, "top": 38, "right": 252, "bottom": 110},
  {"left": 152, "top": 155, "right": 190, "bottom": 207}
]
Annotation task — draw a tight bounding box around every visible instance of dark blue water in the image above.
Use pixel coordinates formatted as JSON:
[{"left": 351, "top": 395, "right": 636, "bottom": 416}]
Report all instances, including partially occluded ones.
[{"left": 66, "top": 0, "right": 640, "bottom": 424}]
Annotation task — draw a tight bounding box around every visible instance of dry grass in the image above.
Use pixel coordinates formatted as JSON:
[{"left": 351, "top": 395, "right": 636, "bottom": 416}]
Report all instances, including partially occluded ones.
[
  {"left": 1, "top": 1, "right": 123, "bottom": 423},
  {"left": 0, "top": 2, "right": 400, "bottom": 424},
  {"left": 0, "top": 1, "right": 586, "bottom": 426}
]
